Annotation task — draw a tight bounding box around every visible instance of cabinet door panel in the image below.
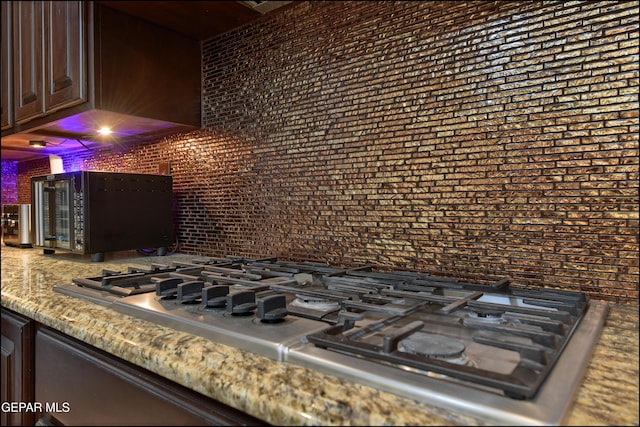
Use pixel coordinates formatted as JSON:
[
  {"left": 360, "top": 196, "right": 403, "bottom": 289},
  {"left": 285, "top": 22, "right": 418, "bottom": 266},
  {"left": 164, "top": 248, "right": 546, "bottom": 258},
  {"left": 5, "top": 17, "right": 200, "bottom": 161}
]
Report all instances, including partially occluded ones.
[
  {"left": 35, "top": 326, "right": 267, "bottom": 426},
  {"left": 0, "top": 309, "right": 35, "bottom": 426},
  {"left": 45, "top": 1, "right": 85, "bottom": 112},
  {"left": 13, "top": 1, "right": 44, "bottom": 123},
  {"left": 1, "top": 1, "right": 12, "bottom": 130}
]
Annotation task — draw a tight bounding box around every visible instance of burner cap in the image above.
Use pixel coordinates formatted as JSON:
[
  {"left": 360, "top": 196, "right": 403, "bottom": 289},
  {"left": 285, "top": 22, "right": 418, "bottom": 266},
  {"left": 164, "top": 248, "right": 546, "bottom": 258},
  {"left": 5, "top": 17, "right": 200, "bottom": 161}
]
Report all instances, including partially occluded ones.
[
  {"left": 291, "top": 295, "right": 340, "bottom": 311},
  {"left": 466, "top": 309, "right": 505, "bottom": 323},
  {"left": 472, "top": 306, "right": 504, "bottom": 316},
  {"left": 399, "top": 332, "right": 466, "bottom": 358}
]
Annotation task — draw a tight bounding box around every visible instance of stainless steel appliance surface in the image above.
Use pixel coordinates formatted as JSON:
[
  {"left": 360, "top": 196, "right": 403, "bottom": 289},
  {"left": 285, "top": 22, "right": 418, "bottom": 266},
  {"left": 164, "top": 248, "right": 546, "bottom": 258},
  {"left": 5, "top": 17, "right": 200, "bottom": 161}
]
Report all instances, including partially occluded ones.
[
  {"left": 54, "top": 256, "right": 609, "bottom": 425},
  {"left": 2, "top": 204, "right": 32, "bottom": 247},
  {"left": 31, "top": 171, "right": 174, "bottom": 262}
]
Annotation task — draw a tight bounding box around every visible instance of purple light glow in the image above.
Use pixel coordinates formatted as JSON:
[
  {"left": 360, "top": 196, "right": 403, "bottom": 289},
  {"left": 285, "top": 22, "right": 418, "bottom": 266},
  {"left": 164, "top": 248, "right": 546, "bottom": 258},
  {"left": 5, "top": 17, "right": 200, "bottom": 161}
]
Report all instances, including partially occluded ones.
[
  {"left": 55, "top": 115, "right": 92, "bottom": 135},
  {"left": 64, "top": 152, "right": 91, "bottom": 173}
]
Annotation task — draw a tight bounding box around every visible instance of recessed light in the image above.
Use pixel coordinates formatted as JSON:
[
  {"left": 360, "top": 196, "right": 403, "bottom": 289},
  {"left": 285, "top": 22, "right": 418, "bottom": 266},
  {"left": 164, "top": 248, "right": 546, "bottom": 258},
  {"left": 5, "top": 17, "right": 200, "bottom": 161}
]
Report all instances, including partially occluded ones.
[
  {"left": 98, "top": 126, "right": 112, "bottom": 136},
  {"left": 29, "top": 140, "right": 47, "bottom": 148}
]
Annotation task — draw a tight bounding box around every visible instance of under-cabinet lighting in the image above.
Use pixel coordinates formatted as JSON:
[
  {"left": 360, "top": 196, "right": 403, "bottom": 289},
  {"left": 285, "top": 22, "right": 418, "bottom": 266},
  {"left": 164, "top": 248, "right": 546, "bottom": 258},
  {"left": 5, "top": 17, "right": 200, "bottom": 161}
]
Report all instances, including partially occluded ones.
[
  {"left": 29, "top": 140, "right": 47, "bottom": 148},
  {"left": 98, "top": 126, "right": 112, "bottom": 136}
]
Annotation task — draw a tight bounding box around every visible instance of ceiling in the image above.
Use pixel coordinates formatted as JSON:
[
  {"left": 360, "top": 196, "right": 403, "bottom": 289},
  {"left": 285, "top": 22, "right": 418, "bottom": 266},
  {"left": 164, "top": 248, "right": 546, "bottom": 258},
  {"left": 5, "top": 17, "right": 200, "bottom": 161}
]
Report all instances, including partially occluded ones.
[
  {"left": 1, "top": 1, "right": 293, "bottom": 162},
  {"left": 96, "top": 1, "right": 294, "bottom": 41}
]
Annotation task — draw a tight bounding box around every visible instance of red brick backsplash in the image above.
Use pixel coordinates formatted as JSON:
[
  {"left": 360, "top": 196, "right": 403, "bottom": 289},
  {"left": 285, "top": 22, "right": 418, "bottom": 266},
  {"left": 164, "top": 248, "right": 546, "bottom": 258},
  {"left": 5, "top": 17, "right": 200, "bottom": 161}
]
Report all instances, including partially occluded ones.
[{"left": 5, "top": 1, "right": 638, "bottom": 302}]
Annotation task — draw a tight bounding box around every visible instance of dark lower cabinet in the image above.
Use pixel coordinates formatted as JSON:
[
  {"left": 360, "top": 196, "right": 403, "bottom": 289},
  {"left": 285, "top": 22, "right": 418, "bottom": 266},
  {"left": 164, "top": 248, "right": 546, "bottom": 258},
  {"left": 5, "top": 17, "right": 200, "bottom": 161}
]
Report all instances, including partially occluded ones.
[
  {"left": 1, "top": 308, "right": 35, "bottom": 426},
  {"left": 34, "top": 325, "right": 267, "bottom": 426},
  {"left": 1, "top": 309, "right": 266, "bottom": 426}
]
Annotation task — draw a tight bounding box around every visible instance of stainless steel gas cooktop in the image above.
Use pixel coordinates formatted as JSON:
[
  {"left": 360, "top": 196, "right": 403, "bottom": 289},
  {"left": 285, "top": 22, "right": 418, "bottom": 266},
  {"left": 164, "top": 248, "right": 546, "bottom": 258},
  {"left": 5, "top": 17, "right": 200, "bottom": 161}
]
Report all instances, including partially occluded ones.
[{"left": 54, "top": 256, "right": 609, "bottom": 425}]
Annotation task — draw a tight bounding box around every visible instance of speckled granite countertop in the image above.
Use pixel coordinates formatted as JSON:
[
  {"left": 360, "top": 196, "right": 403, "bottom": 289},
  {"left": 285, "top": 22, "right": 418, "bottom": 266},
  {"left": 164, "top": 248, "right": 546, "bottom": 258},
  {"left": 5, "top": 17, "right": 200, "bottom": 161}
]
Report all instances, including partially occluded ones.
[{"left": 1, "top": 246, "right": 638, "bottom": 426}]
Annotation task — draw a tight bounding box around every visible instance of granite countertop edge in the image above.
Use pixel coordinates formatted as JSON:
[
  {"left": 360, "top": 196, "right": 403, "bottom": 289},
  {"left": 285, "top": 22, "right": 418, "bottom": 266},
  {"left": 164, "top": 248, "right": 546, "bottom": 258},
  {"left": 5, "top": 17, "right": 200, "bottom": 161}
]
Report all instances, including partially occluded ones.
[{"left": 1, "top": 247, "right": 638, "bottom": 426}]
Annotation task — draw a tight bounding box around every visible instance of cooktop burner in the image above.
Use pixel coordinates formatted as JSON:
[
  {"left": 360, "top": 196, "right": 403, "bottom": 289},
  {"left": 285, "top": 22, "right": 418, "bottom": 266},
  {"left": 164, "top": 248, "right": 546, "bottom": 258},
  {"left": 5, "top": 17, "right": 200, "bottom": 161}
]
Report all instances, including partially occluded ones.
[
  {"left": 399, "top": 332, "right": 467, "bottom": 359},
  {"left": 54, "top": 256, "right": 609, "bottom": 425}
]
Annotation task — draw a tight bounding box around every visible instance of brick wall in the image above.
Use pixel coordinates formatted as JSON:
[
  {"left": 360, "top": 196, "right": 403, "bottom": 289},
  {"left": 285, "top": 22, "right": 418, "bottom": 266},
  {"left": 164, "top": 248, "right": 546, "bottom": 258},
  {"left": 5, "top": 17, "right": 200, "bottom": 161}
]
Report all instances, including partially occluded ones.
[
  {"left": 1, "top": 161, "right": 18, "bottom": 205},
  {"left": 9, "top": 1, "right": 639, "bottom": 302}
]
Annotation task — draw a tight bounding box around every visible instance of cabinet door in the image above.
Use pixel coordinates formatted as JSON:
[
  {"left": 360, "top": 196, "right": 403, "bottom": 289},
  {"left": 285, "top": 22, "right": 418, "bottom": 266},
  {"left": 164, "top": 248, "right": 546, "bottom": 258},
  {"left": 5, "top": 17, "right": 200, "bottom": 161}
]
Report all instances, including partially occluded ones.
[
  {"left": 35, "top": 326, "right": 267, "bottom": 426},
  {"left": 1, "top": 309, "right": 35, "bottom": 427},
  {"left": 1, "top": 1, "right": 13, "bottom": 130},
  {"left": 44, "top": 1, "right": 85, "bottom": 112},
  {"left": 12, "top": 0, "right": 44, "bottom": 124},
  {"left": 12, "top": 1, "right": 85, "bottom": 125}
]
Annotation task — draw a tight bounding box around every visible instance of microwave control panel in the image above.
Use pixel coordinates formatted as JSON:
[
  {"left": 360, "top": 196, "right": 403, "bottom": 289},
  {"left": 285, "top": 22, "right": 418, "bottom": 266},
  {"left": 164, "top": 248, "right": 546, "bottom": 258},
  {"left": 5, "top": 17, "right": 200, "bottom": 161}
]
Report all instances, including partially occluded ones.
[{"left": 73, "top": 191, "right": 84, "bottom": 251}]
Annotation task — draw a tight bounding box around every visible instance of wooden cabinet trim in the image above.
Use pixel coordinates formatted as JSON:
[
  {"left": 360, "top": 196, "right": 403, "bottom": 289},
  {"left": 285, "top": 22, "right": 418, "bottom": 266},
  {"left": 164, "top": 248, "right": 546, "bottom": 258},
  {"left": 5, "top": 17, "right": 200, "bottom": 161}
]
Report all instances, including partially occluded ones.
[{"left": 0, "top": 308, "right": 35, "bottom": 426}]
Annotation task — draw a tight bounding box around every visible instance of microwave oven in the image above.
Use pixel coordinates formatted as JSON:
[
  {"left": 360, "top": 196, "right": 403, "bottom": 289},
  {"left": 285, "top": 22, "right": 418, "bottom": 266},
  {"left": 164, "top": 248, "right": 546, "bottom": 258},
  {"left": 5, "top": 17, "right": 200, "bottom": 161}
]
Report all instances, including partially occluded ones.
[{"left": 31, "top": 171, "right": 174, "bottom": 262}]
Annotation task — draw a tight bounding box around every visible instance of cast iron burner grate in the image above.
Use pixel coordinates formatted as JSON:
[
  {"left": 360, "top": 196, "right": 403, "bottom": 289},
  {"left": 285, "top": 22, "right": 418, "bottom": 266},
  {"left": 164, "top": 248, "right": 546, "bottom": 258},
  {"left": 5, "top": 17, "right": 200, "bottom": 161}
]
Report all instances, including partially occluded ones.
[{"left": 303, "top": 279, "right": 588, "bottom": 399}]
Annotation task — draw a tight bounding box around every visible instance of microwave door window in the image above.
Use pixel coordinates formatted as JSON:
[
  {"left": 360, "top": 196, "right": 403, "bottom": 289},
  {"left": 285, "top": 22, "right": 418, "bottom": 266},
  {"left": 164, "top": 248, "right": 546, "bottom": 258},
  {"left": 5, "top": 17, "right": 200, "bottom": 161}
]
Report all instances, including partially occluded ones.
[
  {"left": 43, "top": 184, "right": 56, "bottom": 248},
  {"left": 53, "top": 180, "right": 72, "bottom": 249},
  {"left": 32, "top": 180, "right": 46, "bottom": 247}
]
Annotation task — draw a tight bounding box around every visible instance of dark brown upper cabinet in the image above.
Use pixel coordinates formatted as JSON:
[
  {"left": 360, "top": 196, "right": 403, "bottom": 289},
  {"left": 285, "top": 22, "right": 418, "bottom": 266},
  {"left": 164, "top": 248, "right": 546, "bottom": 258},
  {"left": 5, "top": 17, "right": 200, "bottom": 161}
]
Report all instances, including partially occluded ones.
[
  {"left": 1, "top": 1, "right": 201, "bottom": 162},
  {"left": 11, "top": 1, "right": 84, "bottom": 124},
  {"left": 1, "top": 1, "right": 13, "bottom": 131}
]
